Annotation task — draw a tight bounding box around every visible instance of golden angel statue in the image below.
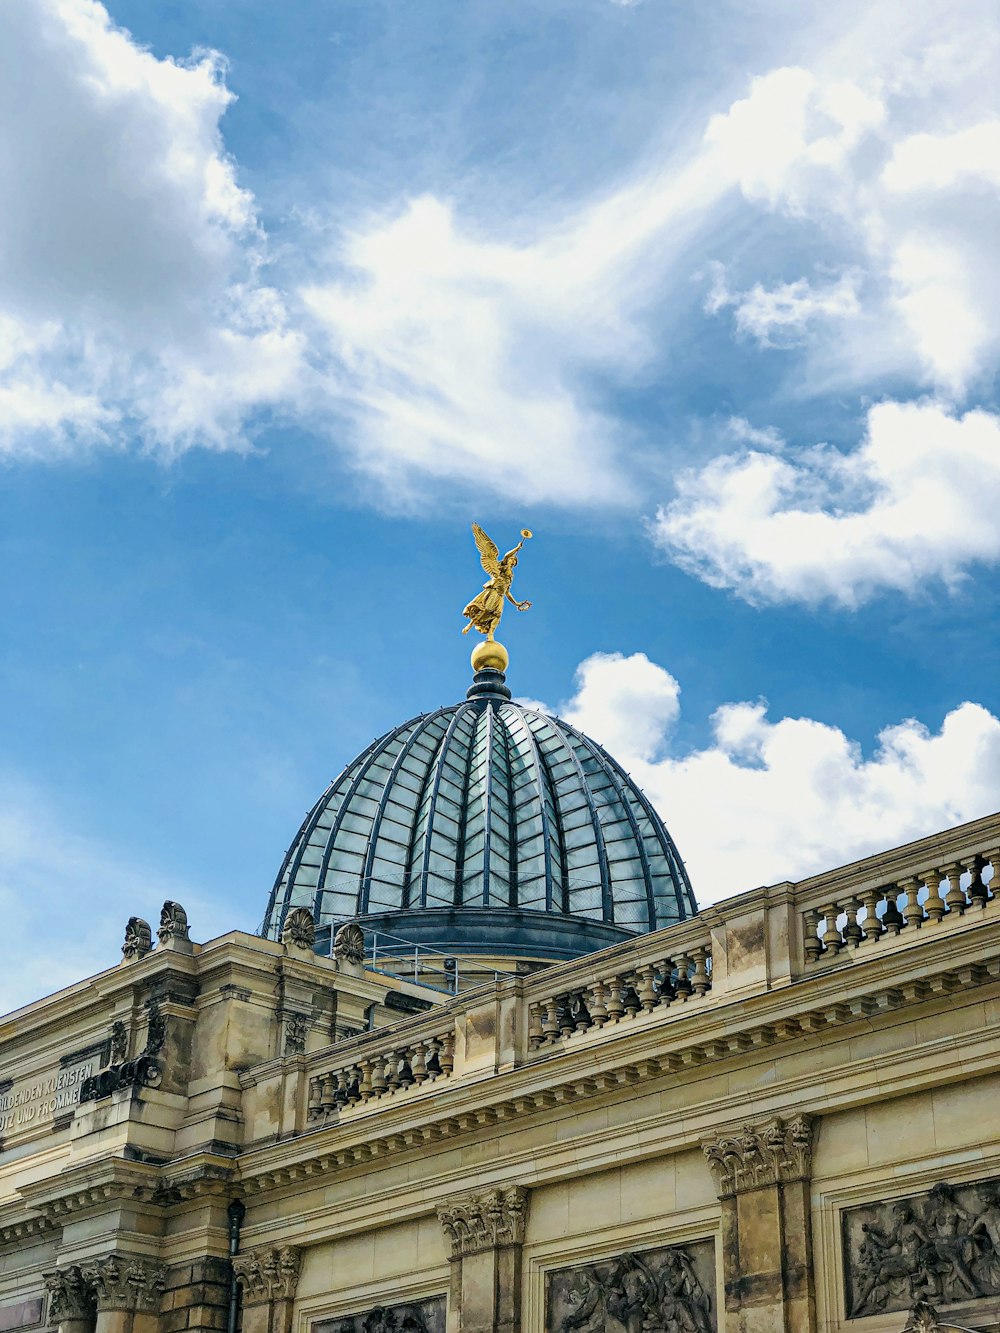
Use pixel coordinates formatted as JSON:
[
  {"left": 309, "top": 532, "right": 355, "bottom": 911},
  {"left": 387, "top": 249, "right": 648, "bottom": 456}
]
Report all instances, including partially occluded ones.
[{"left": 462, "top": 525, "right": 533, "bottom": 640}]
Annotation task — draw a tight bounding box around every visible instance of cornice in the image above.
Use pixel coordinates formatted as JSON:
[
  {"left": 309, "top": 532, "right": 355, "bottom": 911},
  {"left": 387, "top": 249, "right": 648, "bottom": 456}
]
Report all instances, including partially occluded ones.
[
  {"left": 16, "top": 1158, "right": 162, "bottom": 1221},
  {"left": 0, "top": 1213, "right": 57, "bottom": 1251},
  {"left": 235, "top": 920, "right": 1000, "bottom": 1199}
]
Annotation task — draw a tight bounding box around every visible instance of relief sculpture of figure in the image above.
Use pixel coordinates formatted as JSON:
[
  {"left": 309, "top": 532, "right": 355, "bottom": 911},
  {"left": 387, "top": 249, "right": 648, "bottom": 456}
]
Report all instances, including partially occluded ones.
[
  {"left": 920, "top": 1183, "right": 982, "bottom": 1301},
  {"left": 560, "top": 1269, "right": 608, "bottom": 1333},
  {"left": 851, "top": 1205, "right": 929, "bottom": 1314},
  {"left": 461, "top": 525, "right": 532, "bottom": 641},
  {"left": 971, "top": 1186, "right": 1000, "bottom": 1287}
]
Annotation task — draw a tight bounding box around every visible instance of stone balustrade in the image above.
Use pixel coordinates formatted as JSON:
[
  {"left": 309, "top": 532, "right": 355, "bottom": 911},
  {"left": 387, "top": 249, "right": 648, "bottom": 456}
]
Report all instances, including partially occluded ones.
[
  {"left": 796, "top": 823, "right": 999, "bottom": 966},
  {"left": 524, "top": 941, "right": 712, "bottom": 1053},
  {"left": 290, "top": 813, "right": 1000, "bottom": 1136},
  {"left": 307, "top": 1021, "right": 456, "bottom": 1121}
]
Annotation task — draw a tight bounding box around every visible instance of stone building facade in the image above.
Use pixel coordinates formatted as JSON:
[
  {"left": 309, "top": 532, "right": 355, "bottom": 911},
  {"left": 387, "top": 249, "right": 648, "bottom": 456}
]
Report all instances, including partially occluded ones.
[{"left": 2, "top": 669, "right": 1000, "bottom": 1333}]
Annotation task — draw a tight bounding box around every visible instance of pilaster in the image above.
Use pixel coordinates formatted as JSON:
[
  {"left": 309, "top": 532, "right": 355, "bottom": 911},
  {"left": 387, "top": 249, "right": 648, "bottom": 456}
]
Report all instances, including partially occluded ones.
[
  {"left": 84, "top": 1254, "right": 166, "bottom": 1333},
  {"left": 437, "top": 1186, "right": 528, "bottom": 1333},
  {"left": 703, "top": 1116, "right": 816, "bottom": 1333}
]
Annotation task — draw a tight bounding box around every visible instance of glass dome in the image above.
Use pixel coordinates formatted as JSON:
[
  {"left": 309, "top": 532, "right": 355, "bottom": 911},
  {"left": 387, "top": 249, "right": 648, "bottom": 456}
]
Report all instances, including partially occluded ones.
[{"left": 262, "top": 667, "right": 696, "bottom": 962}]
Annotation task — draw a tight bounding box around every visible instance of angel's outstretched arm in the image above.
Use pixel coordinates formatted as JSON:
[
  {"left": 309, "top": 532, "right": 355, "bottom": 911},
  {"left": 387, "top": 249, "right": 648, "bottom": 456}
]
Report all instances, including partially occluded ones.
[{"left": 505, "top": 590, "right": 531, "bottom": 609}]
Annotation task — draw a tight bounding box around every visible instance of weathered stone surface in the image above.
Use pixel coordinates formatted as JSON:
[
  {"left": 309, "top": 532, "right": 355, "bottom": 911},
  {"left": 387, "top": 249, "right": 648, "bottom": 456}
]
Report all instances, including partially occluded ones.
[
  {"left": 545, "top": 1240, "right": 715, "bottom": 1333},
  {"left": 844, "top": 1177, "right": 1000, "bottom": 1318},
  {"left": 233, "top": 1247, "right": 301, "bottom": 1307}
]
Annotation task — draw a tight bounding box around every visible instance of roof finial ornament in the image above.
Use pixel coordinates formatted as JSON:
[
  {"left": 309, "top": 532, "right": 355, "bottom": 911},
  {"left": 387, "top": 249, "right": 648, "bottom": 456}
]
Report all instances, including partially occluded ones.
[{"left": 461, "top": 525, "right": 533, "bottom": 675}]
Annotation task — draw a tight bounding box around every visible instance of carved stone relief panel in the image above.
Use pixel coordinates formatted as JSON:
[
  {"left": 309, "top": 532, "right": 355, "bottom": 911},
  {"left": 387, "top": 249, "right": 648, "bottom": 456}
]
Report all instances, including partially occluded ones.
[
  {"left": 545, "top": 1240, "right": 716, "bottom": 1333},
  {"left": 843, "top": 1177, "right": 1000, "bottom": 1319},
  {"left": 313, "top": 1296, "right": 446, "bottom": 1333}
]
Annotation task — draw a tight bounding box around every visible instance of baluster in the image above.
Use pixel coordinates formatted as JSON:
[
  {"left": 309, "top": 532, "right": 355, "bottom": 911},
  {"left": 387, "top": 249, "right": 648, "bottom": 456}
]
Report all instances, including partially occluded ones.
[
  {"left": 370, "top": 1054, "right": 388, "bottom": 1096},
  {"left": 527, "top": 1003, "right": 544, "bottom": 1050},
  {"left": 637, "top": 965, "right": 658, "bottom": 1012},
  {"left": 657, "top": 961, "right": 676, "bottom": 1006},
  {"left": 588, "top": 981, "right": 608, "bottom": 1028},
  {"left": 943, "top": 861, "right": 967, "bottom": 915},
  {"left": 438, "top": 1031, "right": 455, "bottom": 1076},
  {"left": 842, "top": 900, "right": 863, "bottom": 949},
  {"left": 674, "top": 956, "right": 693, "bottom": 1000},
  {"left": 921, "top": 868, "right": 946, "bottom": 923},
  {"left": 357, "top": 1058, "right": 374, "bottom": 1100},
  {"left": 333, "top": 1069, "right": 350, "bottom": 1107},
  {"left": 882, "top": 884, "right": 905, "bottom": 934},
  {"left": 410, "top": 1042, "right": 428, "bottom": 1083},
  {"left": 968, "top": 855, "right": 989, "bottom": 909},
  {"left": 821, "top": 903, "right": 843, "bottom": 954},
  {"left": 308, "top": 1077, "right": 322, "bottom": 1116},
  {"left": 570, "top": 991, "right": 591, "bottom": 1031},
  {"left": 690, "top": 946, "right": 711, "bottom": 995},
  {"left": 542, "top": 996, "right": 561, "bottom": 1043},
  {"left": 621, "top": 977, "right": 641, "bottom": 1015},
  {"left": 558, "top": 996, "right": 575, "bottom": 1039},
  {"left": 320, "top": 1072, "right": 336, "bottom": 1112},
  {"left": 802, "top": 909, "right": 824, "bottom": 962},
  {"left": 900, "top": 877, "right": 924, "bottom": 929},
  {"left": 605, "top": 977, "right": 625, "bottom": 1022},
  {"left": 861, "top": 888, "right": 884, "bottom": 944}
]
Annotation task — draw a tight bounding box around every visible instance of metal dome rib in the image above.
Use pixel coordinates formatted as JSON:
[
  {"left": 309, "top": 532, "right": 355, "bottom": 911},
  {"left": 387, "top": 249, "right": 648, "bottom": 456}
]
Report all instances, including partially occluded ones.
[{"left": 262, "top": 680, "right": 696, "bottom": 961}]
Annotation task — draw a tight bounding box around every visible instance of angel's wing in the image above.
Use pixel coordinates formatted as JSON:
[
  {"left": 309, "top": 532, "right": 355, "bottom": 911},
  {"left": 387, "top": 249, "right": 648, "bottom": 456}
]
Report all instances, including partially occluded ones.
[{"left": 472, "top": 523, "right": 501, "bottom": 577}]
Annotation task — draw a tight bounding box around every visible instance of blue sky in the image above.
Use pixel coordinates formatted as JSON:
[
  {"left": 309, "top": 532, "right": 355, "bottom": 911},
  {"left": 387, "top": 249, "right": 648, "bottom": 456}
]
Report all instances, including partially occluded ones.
[{"left": 2, "top": 0, "right": 999, "bottom": 1010}]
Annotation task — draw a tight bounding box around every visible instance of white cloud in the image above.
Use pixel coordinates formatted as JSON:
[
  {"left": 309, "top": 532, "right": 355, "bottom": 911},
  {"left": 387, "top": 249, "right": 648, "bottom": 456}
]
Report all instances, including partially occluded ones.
[
  {"left": 555, "top": 653, "right": 1000, "bottom": 901},
  {"left": 0, "top": 0, "right": 303, "bottom": 457},
  {"left": 654, "top": 399, "right": 1000, "bottom": 606},
  {"left": 0, "top": 774, "right": 233, "bottom": 1015},
  {"left": 705, "top": 42, "right": 1000, "bottom": 395},
  {"left": 706, "top": 263, "right": 860, "bottom": 346},
  {"left": 302, "top": 147, "right": 728, "bottom": 505}
]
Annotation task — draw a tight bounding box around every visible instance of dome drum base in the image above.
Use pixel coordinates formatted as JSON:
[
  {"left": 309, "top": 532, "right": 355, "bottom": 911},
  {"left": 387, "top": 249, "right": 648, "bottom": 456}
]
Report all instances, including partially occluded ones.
[{"left": 317, "top": 908, "right": 638, "bottom": 963}]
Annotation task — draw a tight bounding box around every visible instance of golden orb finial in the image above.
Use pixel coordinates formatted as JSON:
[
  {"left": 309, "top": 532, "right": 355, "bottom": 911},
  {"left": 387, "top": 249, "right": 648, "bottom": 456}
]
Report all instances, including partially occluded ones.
[{"left": 471, "top": 638, "right": 509, "bottom": 674}]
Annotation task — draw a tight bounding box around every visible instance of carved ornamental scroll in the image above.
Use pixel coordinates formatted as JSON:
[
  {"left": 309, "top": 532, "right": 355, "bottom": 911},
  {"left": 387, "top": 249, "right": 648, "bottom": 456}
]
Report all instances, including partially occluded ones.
[
  {"left": 545, "top": 1240, "right": 716, "bottom": 1333},
  {"left": 844, "top": 1177, "right": 1000, "bottom": 1318}
]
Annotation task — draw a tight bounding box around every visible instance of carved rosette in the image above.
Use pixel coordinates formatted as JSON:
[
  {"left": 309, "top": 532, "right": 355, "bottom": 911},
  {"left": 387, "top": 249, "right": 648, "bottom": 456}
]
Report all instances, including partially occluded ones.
[
  {"left": 437, "top": 1185, "right": 528, "bottom": 1258},
  {"left": 81, "top": 1254, "right": 167, "bottom": 1312},
  {"left": 702, "top": 1115, "right": 815, "bottom": 1197},
  {"left": 44, "top": 1267, "right": 94, "bottom": 1322},
  {"left": 233, "top": 1246, "right": 302, "bottom": 1307},
  {"left": 281, "top": 907, "right": 316, "bottom": 951}
]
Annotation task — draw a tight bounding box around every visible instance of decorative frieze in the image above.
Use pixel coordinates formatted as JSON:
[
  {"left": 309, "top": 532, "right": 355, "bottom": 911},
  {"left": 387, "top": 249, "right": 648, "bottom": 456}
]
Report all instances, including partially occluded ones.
[
  {"left": 281, "top": 907, "right": 316, "bottom": 951},
  {"left": 81, "top": 1255, "right": 166, "bottom": 1313},
  {"left": 437, "top": 1186, "right": 528, "bottom": 1258},
  {"left": 702, "top": 1115, "right": 814, "bottom": 1197},
  {"left": 121, "top": 916, "right": 152, "bottom": 963},
  {"left": 233, "top": 1246, "right": 302, "bottom": 1307},
  {"left": 844, "top": 1177, "right": 1000, "bottom": 1318},
  {"left": 545, "top": 1240, "right": 716, "bottom": 1333},
  {"left": 43, "top": 1269, "right": 93, "bottom": 1323},
  {"left": 312, "top": 1296, "right": 446, "bottom": 1333}
]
